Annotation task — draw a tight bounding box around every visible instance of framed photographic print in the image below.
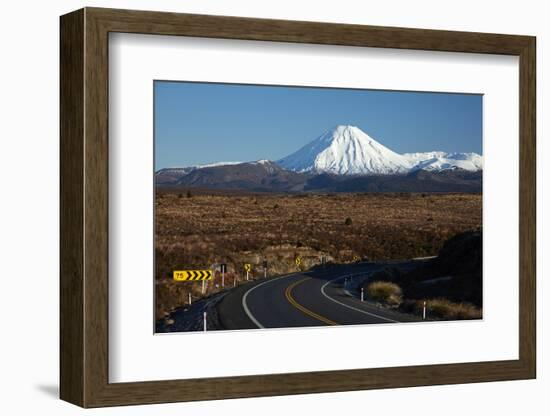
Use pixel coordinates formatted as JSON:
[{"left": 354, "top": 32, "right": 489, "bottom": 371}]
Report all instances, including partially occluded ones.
[{"left": 60, "top": 7, "right": 536, "bottom": 408}]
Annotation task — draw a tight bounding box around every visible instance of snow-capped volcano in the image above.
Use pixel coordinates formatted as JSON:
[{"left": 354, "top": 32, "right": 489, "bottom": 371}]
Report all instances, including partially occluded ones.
[
  {"left": 277, "top": 125, "right": 412, "bottom": 175},
  {"left": 277, "top": 125, "right": 482, "bottom": 175}
]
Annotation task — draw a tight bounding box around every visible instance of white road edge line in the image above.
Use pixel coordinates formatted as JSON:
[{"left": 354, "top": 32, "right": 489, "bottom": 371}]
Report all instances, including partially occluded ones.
[
  {"left": 242, "top": 273, "right": 295, "bottom": 329},
  {"left": 320, "top": 277, "right": 398, "bottom": 323}
]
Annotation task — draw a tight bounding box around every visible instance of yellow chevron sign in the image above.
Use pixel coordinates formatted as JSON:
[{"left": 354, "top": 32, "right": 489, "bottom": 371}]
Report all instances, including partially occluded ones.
[{"left": 173, "top": 270, "right": 212, "bottom": 281}]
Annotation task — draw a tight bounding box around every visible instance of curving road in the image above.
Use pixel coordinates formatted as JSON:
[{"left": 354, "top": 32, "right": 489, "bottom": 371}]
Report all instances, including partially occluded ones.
[{"left": 216, "top": 261, "right": 421, "bottom": 331}]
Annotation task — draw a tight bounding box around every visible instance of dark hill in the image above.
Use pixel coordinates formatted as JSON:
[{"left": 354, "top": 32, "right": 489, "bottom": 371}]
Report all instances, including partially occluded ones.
[
  {"left": 174, "top": 161, "right": 308, "bottom": 192},
  {"left": 370, "top": 229, "right": 482, "bottom": 306},
  {"left": 156, "top": 163, "right": 482, "bottom": 193},
  {"left": 304, "top": 170, "right": 482, "bottom": 193}
]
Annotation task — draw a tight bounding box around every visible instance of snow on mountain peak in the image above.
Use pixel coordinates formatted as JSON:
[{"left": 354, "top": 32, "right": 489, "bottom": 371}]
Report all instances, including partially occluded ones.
[
  {"left": 277, "top": 125, "right": 412, "bottom": 175},
  {"left": 277, "top": 125, "right": 483, "bottom": 175}
]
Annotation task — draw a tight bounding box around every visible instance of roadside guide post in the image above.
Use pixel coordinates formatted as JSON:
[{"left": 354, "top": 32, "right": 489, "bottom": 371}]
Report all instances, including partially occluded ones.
[
  {"left": 203, "top": 311, "right": 207, "bottom": 332},
  {"left": 423, "top": 300, "right": 427, "bottom": 320},
  {"left": 263, "top": 260, "right": 268, "bottom": 278},
  {"left": 361, "top": 287, "right": 364, "bottom": 302},
  {"left": 188, "top": 292, "right": 192, "bottom": 305},
  {"left": 202, "top": 278, "right": 205, "bottom": 294},
  {"left": 220, "top": 263, "right": 227, "bottom": 287}
]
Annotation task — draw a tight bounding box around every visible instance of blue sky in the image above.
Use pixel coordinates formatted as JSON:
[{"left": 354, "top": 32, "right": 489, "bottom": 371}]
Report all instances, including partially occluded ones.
[{"left": 154, "top": 81, "right": 482, "bottom": 169}]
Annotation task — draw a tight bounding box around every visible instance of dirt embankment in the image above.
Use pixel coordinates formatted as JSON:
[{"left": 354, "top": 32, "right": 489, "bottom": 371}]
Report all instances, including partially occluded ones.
[{"left": 362, "top": 229, "right": 482, "bottom": 320}]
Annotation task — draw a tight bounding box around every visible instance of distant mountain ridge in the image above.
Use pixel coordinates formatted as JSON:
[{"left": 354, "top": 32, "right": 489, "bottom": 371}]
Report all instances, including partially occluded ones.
[
  {"left": 403, "top": 151, "right": 483, "bottom": 172},
  {"left": 166, "top": 160, "right": 307, "bottom": 192},
  {"left": 156, "top": 125, "right": 482, "bottom": 193}
]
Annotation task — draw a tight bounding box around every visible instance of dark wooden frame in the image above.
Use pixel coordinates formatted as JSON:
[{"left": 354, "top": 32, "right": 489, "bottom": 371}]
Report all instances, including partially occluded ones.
[{"left": 60, "top": 7, "right": 536, "bottom": 408}]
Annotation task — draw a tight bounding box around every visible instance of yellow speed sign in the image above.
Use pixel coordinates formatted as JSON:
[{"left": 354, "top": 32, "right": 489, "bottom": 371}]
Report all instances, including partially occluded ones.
[{"left": 173, "top": 270, "right": 212, "bottom": 281}]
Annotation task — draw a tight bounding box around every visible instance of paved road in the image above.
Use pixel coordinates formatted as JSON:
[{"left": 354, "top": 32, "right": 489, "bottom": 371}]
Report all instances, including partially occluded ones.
[{"left": 216, "top": 261, "right": 422, "bottom": 330}]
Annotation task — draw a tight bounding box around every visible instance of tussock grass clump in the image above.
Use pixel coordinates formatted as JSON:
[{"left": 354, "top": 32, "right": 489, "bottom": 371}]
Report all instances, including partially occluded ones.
[
  {"left": 426, "top": 298, "right": 481, "bottom": 320},
  {"left": 366, "top": 281, "right": 402, "bottom": 306}
]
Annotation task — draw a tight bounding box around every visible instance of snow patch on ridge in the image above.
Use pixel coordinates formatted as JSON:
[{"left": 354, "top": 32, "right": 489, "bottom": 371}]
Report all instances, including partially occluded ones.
[{"left": 404, "top": 152, "right": 483, "bottom": 172}]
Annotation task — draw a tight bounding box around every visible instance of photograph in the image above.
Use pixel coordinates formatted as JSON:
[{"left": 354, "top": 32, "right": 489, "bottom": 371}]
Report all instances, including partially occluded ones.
[{"left": 154, "top": 81, "right": 483, "bottom": 333}]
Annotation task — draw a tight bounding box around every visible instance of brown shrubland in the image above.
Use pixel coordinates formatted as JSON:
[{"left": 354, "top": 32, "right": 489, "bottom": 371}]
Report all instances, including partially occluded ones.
[{"left": 155, "top": 191, "right": 482, "bottom": 319}]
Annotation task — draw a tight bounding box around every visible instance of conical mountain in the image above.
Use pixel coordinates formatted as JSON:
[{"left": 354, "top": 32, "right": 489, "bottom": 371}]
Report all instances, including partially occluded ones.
[{"left": 277, "top": 125, "right": 412, "bottom": 175}]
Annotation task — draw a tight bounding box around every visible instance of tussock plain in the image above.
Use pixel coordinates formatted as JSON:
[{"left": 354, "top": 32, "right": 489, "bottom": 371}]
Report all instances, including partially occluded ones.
[{"left": 155, "top": 190, "right": 482, "bottom": 320}]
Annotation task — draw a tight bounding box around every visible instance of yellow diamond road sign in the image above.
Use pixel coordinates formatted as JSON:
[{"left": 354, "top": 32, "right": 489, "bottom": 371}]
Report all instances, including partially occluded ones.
[{"left": 173, "top": 270, "right": 212, "bottom": 281}]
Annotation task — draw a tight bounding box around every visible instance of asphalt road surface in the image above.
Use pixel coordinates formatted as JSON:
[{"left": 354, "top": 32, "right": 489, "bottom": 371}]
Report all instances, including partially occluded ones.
[
  {"left": 216, "top": 261, "right": 422, "bottom": 331},
  {"left": 158, "top": 261, "right": 426, "bottom": 333}
]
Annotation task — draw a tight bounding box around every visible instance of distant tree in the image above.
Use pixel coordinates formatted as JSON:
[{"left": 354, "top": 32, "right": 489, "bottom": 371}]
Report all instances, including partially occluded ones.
[
  {"left": 186, "top": 190, "right": 192, "bottom": 198},
  {"left": 273, "top": 204, "right": 279, "bottom": 209},
  {"left": 345, "top": 217, "right": 353, "bottom": 226},
  {"left": 177, "top": 193, "right": 183, "bottom": 198}
]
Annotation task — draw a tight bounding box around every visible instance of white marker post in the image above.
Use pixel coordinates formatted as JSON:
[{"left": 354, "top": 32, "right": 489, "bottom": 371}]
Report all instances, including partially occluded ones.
[
  {"left": 203, "top": 311, "right": 207, "bottom": 332},
  {"left": 423, "top": 301, "right": 427, "bottom": 320},
  {"left": 233, "top": 277, "right": 237, "bottom": 287},
  {"left": 222, "top": 268, "right": 225, "bottom": 287},
  {"left": 264, "top": 267, "right": 267, "bottom": 279},
  {"left": 361, "top": 287, "right": 364, "bottom": 302},
  {"left": 202, "top": 279, "right": 205, "bottom": 294},
  {"left": 188, "top": 292, "right": 192, "bottom": 305},
  {"left": 246, "top": 271, "right": 249, "bottom": 281}
]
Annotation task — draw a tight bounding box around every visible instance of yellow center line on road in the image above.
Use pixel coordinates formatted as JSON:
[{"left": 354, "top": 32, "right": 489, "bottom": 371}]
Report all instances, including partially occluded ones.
[{"left": 284, "top": 278, "right": 339, "bottom": 326}]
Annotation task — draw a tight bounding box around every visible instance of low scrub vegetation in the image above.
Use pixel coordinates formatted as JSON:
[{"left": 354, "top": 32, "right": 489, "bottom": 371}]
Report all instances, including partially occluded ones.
[
  {"left": 365, "top": 281, "right": 402, "bottom": 306},
  {"left": 425, "top": 298, "right": 481, "bottom": 320}
]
